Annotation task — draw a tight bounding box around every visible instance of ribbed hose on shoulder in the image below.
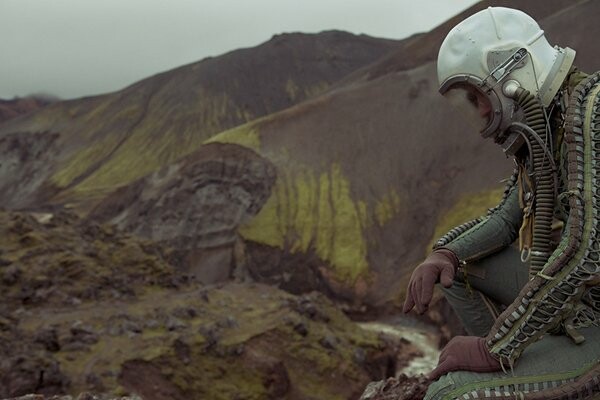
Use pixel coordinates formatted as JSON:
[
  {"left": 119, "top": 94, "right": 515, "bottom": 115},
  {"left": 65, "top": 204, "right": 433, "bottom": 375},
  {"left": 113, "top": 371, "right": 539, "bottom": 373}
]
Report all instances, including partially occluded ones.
[{"left": 514, "top": 90, "right": 556, "bottom": 278}]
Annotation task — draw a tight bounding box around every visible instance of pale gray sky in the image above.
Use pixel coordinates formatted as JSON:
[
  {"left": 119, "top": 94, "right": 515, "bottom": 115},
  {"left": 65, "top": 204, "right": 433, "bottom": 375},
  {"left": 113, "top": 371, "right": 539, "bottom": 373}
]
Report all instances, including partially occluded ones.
[{"left": 0, "top": 0, "right": 479, "bottom": 99}]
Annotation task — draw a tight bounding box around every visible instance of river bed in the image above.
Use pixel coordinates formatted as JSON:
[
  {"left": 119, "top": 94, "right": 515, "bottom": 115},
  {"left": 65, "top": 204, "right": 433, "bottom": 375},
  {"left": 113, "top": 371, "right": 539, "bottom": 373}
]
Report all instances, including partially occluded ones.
[{"left": 360, "top": 317, "right": 440, "bottom": 376}]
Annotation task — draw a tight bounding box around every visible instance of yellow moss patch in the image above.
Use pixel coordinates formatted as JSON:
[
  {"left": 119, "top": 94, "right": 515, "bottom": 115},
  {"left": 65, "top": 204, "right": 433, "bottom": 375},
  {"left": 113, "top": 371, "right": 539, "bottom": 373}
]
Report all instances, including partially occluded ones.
[
  {"left": 285, "top": 78, "right": 300, "bottom": 102},
  {"left": 55, "top": 334, "right": 173, "bottom": 393},
  {"left": 52, "top": 134, "right": 124, "bottom": 187},
  {"left": 239, "top": 163, "right": 369, "bottom": 283},
  {"left": 50, "top": 90, "right": 257, "bottom": 208},
  {"left": 205, "top": 123, "right": 261, "bottom": 151},
  {"left": 428, "top": 187, "right": 505, "bottom": 252},
  {"left": 374, "top": 189, "right": 401, "bottom": 226},
  {"left": 73, "top": 129, "right": 202, "bottom": 192},
  {"left": 304, "top": 81, "right": 330, "bottom": 98}
]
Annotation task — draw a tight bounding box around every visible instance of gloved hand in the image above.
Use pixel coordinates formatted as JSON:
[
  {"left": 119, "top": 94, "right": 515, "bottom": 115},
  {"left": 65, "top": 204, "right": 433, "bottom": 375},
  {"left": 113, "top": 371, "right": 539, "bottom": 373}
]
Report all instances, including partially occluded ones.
[
  {"left": 403, "top": 248, "right": 458, "bottom": 314},
  {"left": 428, "top": 336, "right": 502, "bottom": 380}
]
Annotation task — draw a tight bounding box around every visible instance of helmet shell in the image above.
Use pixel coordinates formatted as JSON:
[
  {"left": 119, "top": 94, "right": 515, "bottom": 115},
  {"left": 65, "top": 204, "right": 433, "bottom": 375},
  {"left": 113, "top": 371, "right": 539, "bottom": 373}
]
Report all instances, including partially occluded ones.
[{"left": 437, "top": 7, "right": 575, "bottom": 108}]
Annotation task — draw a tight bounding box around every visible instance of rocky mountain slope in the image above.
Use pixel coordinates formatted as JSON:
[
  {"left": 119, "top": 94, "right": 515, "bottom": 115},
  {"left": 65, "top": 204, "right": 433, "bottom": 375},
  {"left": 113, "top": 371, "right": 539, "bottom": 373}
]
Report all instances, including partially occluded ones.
[{"left": 0, "top": 31, "right": 399, "bottom": 212}]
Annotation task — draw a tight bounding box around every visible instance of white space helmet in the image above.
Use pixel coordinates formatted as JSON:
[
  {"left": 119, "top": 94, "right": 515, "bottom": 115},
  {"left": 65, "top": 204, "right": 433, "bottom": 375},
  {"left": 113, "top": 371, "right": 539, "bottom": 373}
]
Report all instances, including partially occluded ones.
[{"left": 437, "top": 7, "right": 575, "bottom": 140}]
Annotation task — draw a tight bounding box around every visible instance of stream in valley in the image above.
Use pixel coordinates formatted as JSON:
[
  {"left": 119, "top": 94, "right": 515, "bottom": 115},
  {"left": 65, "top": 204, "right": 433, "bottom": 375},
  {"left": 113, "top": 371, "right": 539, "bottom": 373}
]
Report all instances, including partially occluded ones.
[{"left": 360, "top": 316, "right": 440, "bottom": 376}]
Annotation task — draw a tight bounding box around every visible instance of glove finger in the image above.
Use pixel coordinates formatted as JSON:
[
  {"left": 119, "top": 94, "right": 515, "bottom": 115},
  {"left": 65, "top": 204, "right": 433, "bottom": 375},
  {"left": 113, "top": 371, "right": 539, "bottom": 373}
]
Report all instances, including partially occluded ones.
[
  {"left": 420, "top": 274, "right": 436, "bottom": 309},
  {"left": 428, "top": 356, "right": 455, "bottom": 381},
  {"left": 402, "top": 288, "right": 416, "bottom": 313},
  {"left": 403, "top": 278, "right": 420, "bottom": 313},
  {"left": 440, "top": 265, "right": 454, "bottom": 288},
  {"left": 413, "top": 277, "right": 425, "bottom": 314},
  {"left": 428, "top": 364, "right": 445, "bottom": 381},
  {"left": 437, "top": 346, "right": 448, "bottom": 364}
]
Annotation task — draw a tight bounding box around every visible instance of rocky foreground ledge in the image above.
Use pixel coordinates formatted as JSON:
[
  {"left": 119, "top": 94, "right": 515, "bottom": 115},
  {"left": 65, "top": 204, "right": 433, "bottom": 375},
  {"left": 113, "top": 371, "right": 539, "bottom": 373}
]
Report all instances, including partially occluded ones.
[
  {"left": 360, "top": 374, "right": 430, "bottom": 400},
  {"left": 0, "top": 210, "right": 421, "bottom": 400},
  {"left": 5, "top": 375, "right": 433, "bottom": 400}
]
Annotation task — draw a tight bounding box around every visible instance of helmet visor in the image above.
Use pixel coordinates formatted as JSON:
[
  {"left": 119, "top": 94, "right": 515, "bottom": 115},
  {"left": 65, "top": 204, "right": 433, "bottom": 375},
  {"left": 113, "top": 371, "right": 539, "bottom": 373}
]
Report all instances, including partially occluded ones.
[{"left": 443, "top": 84, "right": 493, "bottom": 133}]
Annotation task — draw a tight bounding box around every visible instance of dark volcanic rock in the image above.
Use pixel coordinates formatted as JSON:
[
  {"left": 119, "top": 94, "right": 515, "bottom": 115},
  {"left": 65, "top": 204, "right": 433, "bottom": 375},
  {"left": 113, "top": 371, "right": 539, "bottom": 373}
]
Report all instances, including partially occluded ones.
[
  {"left": 0, "top": 333, "right": 70, "bottom": 398},
  {"left": 360, "top": 374, "right": 430, "bottom": 400},
  {"left": 0, "top": 210, "right": 179, "bottom": 308},
  {"left": 119, "top": 361, "right": 186, "bottom": 400}
]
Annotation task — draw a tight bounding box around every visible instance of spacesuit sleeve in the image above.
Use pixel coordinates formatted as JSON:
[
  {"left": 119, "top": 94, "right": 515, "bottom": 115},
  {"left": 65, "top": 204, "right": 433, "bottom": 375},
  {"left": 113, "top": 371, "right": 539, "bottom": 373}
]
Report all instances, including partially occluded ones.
[{"left": 433, "top": 173, "right": 523, "bottom": 264}]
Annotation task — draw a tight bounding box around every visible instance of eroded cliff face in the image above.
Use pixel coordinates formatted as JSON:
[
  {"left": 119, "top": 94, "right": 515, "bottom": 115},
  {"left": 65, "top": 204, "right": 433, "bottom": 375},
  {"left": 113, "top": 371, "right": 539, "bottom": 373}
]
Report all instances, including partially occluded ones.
[{"left": 86, "top": 142, "right": 277, "bottom": 285}]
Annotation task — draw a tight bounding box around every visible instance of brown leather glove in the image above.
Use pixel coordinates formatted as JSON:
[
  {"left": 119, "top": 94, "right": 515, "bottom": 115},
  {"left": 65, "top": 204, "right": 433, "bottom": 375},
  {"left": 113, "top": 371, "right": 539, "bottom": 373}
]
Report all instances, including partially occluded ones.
[
  {"left": 428, "top": 336, "right": 502, "bottom": 380},
  {"left": 402, "top": 248, "right": 458, "bottom": 314}
]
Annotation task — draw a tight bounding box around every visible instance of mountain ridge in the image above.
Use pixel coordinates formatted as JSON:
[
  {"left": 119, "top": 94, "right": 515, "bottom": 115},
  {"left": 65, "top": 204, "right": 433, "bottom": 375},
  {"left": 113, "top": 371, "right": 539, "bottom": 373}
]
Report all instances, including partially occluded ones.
[{"left": 0, "top": 30, "right": 400, "bottom": 212}]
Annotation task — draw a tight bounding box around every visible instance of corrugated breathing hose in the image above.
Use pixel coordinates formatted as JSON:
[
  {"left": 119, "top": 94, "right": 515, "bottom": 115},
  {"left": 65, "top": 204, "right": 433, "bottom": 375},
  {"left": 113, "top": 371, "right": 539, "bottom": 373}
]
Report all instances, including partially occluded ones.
[{"left": 511, "top": 89, "right": 557, "bottom": 278}]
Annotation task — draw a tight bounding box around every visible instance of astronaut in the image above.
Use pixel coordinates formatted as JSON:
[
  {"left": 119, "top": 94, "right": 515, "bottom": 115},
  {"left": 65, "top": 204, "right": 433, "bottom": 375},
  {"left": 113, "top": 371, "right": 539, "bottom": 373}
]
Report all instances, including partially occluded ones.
[{"left": 403, "top": 7, "right": 600, "bottom": 399}]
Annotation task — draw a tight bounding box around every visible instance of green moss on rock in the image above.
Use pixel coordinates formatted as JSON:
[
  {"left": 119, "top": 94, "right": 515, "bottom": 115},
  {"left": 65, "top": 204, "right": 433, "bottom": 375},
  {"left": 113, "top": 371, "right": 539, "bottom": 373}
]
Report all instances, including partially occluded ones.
[{"left": 14, "top": 283, "right": 399, "bottom": 399}]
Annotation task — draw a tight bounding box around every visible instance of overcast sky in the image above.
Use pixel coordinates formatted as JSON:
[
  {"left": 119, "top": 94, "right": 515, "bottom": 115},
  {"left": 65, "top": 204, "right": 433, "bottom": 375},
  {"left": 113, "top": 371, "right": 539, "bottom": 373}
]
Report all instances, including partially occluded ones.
[{"left": 1, "top": 0, "right": 479, "bottom": 100}]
